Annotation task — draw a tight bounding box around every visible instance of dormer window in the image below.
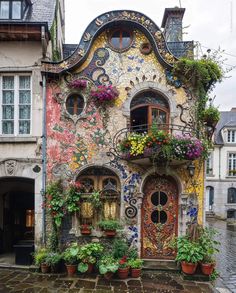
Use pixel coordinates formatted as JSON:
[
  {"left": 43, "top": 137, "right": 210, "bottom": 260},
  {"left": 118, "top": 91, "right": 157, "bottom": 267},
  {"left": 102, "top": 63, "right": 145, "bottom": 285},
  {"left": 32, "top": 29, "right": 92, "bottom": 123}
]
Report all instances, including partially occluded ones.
[
  {"left": 227, "top": 130, "right": 236, "bottom": 143},
  {"left": 0, "top": 1, "right": 23, "bottom": 20}
]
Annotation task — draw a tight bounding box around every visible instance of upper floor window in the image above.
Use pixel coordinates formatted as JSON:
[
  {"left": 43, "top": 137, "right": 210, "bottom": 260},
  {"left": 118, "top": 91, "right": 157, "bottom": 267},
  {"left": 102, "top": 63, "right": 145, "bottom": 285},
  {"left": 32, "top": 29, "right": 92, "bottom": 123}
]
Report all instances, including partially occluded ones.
[
  {"left": 206, "top": 152, "right": 213, "bottom": 175},
  {"left": 66, "top": 94, "right": 84, "bottom": 116},
  {"left": 227, "top": 130, "right": 236, "bottom": 143},
  {"left": 0, "top": 75, "right": 31, "bottom": 135},
  {"left": 0, "top": 1, "right": 23, "bottom": 19},
  {"left": 228, "top": 153, "right": 236, "bottom": 176},
  {"left": 228, "top": 188, "right": 236, "bottom": 204},
  {"left": 109, "top": 28, "right": 133, "bottom": 51}
]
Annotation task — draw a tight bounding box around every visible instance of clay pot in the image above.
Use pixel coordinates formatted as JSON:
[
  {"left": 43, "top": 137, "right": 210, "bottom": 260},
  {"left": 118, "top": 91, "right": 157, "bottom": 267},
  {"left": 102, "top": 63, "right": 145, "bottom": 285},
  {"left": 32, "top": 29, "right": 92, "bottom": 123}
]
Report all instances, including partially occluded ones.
[
  {"left": 65, "top": 264, "right": 77, "bottom": 276},
  {"left": 118, "top": 267, "right": 129, "bottom": 279},
  {"left": 181, "top": 261, "right": 198, "bottom": 275},
  {"left": 104, "top": 272, "right": 114, "bottom": 280},
  {"left": 200, "top": 263, "right": 215, "bottom": 275},
  {"left": 51, "top": 263, "right": 60, "bottom": 273},
  {"left": 41, "top": 263, "right": 50, "bottom": 274},
  {"left": 80, "top": 228, "right": 92, "bottom": 235},
  {"left": 131, "top": 268, "right": 141, "bottom": 278},
  {"left": 104, "top": 229, "right": 116, "bottom": 237},
  {"left": 86, "top": 263, "right": 94, "bottom": 274}
]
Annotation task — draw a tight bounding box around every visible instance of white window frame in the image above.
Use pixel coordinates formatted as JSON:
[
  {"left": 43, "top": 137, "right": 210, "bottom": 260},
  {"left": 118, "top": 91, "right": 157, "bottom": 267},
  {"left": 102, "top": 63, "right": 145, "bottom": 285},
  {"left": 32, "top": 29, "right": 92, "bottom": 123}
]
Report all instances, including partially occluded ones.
[
  {"left": 228, "top": 152, "right": 236, "bottom": 177},
  {"left": 227, "top": 130, "right": 236, "bottom": 143},
  {"left": 0, "top": 74, "right": 32, "bottom": 136},
  {"left": 206, "top": 152, "right": 213, "bottom": 176}
]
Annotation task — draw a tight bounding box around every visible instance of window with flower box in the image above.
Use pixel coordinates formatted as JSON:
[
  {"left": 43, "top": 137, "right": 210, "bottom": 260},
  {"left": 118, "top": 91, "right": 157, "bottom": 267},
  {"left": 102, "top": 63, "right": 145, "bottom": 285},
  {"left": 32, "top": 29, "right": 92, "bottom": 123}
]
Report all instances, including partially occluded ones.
[
  {"left": 0, "top": 75, "right": 31, "bottom": 135},
  {"left": 76, "top": 167, "right": 120, "bottom": 229},
  {"left": 228, "top": 153, "right": 236, "bottom": 176}
]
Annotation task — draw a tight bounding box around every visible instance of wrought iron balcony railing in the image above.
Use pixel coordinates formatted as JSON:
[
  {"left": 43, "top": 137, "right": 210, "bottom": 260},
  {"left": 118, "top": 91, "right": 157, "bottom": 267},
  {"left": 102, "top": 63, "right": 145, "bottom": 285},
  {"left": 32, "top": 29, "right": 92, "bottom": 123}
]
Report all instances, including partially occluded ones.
[{"left": 109, "top": 123, "right": 199, "bottom": 164}]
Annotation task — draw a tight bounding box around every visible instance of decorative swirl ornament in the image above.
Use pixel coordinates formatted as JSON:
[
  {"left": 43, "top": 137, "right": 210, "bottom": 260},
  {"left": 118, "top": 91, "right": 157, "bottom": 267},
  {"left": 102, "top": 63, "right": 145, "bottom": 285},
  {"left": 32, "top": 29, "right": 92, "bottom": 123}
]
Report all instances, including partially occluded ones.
[{"left": 125, "top": 197, "right": 138, "bottom": 218}]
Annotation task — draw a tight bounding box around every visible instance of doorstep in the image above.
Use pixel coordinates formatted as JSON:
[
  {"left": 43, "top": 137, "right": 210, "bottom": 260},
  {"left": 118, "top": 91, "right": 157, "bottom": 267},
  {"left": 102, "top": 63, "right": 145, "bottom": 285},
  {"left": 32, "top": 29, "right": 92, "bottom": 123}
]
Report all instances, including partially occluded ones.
[
  {"left": 0, "top": 262, "right": 37, "bottom": 271},
  {"left": 181, "top": 272, "right": 210, "bottom": 282},
  {"left": 142, "top": 259, "right": 180, "bottom": 272}
]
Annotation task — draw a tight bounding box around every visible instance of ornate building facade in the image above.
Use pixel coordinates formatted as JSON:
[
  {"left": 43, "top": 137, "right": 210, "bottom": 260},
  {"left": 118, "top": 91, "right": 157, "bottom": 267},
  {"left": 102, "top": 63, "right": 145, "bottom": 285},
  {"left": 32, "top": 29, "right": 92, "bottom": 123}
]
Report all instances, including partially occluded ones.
[{"left": 42, "top": 9, "right": 205, "bottom": 260}]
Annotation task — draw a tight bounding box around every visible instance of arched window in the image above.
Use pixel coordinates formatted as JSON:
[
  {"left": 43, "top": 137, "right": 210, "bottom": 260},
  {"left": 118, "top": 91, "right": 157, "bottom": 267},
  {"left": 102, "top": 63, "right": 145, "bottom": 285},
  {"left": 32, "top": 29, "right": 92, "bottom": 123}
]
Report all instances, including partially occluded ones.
[
  {"left": 109, "top": 28, "right": 133, "bottom": 51},
  {"left": 76, "top": 167, "right": 120, "bottom": 228},
  {"left": 66, "top": 94, "right": 84, "bottom": 116},
  {"left": 228, "top": 187, "right": 236, "bottom": 204},
  {"left": 130, "top": 91, "right": 169, "bottom": 131}
]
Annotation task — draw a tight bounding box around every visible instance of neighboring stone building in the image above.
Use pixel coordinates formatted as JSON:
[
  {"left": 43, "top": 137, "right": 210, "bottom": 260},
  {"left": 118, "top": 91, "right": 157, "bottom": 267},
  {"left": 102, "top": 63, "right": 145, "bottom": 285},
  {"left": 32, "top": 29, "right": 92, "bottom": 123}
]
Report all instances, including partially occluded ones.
[
  {"left": 42, "top": 8, "right": 208, "bottom": 261},
  {"left": 0, "top": 0, "right": 64, "bottom": 260},
  {"left": 206, "top": 108, "right": 236, "bottom": 221}
]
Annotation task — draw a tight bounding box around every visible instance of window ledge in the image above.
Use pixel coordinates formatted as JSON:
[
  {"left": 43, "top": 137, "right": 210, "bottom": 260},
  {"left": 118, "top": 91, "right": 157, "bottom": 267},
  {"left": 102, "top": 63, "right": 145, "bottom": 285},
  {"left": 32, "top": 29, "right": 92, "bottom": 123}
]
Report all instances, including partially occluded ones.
[
  {"left": 0, "top": 136, "right": 37, "bottom": 143},
  {"left": 225, "top": 176, "right": 236, "bottom": 179},
  {"left": 225, "top": 204, "right": 236, "bottom": 207}
]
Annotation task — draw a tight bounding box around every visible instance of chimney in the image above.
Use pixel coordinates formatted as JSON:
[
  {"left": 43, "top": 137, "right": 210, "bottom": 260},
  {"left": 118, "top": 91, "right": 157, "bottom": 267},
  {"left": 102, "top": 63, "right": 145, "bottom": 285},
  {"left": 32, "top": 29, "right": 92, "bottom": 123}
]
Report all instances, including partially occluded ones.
[
  {"left": 161, "top": 7, "right": 185, "bottom": 42},
  {"left": 231, "top": 108, "right": 236, "bottom": 112}
]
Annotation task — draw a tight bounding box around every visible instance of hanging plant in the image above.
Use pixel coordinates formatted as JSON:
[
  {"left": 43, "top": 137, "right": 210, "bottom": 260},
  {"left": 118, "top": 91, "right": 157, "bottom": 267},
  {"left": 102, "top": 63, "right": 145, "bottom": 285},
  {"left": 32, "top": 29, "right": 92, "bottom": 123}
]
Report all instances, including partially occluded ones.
[
  {"left": 88, "top": 191, "right": 102, "bottom": 209},
  {"left": 65, "top": 181, "right": 82, "bottom": 214},
  {"left": 202, "top": 105, "right": 220, "bottom": 126},
  {"left": 68, "top": 79, "right": 88, "bottom": 89},
  {"left": 90, "top": 85, "right": 119, "bottom": 104},
  {"left": 45, "top": 180, "right": 66, "bottom": 227}
]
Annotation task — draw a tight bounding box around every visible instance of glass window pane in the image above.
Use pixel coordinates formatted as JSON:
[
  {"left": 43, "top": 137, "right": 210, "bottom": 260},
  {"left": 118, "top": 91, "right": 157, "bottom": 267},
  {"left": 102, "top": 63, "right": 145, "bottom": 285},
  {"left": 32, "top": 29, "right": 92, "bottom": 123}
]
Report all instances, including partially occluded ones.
[
  {"left": 2, "top": 121, "right": 14, "bottom": 134},
  {"left": 0, "top": 1, "right": 9, "bottom": 19},
  {"left": 19, "top": 76, "right": 30, "bottom": 89},
  {"left": 3, "top": 76, "right": 14, "bottom": 89},
  {"left": 19, "top": 90, "right": 30, "bottom": 104},
  {"left": 12, "top": 1, "right": 21, "bottom": 19},
  {"left": 19, "top": 105, "right": 30, "bottom": 119},
  {"left": 2, "top": 91, "right": 14, "bottom": 104},
  {"left": 19, "top": 121, "right": 30, "bottom": 134},
  {"left": 3, "top": 105, "right": 14, "bottom": 119}
]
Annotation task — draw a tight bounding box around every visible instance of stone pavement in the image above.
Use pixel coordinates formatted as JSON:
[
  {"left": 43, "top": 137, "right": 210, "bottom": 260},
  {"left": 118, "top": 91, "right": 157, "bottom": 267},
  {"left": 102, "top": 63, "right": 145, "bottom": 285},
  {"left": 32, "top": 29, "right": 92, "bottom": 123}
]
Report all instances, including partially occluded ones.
[{"left": 0, "top": 268, "right": 215, "bottom": 293}]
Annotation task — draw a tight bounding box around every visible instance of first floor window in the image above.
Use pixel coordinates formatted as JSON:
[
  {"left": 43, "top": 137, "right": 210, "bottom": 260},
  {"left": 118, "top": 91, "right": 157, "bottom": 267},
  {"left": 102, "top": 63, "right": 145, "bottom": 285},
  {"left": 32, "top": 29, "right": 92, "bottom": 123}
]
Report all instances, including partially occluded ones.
[
  {"left": 1, "top": 75, "right": 31, "bottom": 135},
  {"left": 228, "top": 188, "right": 236, "bottom": 204},
  {"left": 206, "top": 152, "right": 213, "bottom": 175},
  {"left": 228, "top": 153, "right": 236, "bottom": 176}
]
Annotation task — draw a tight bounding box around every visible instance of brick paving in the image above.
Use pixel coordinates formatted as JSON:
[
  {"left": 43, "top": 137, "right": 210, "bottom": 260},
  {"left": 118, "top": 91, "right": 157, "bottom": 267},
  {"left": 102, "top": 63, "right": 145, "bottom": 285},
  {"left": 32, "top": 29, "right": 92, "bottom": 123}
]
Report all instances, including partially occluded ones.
[
  {"left": 208, "top": 220, "right": 236, "bottom": 293},
  {"left": 0, "top": 269, "right": 214, "bottom": 293}
]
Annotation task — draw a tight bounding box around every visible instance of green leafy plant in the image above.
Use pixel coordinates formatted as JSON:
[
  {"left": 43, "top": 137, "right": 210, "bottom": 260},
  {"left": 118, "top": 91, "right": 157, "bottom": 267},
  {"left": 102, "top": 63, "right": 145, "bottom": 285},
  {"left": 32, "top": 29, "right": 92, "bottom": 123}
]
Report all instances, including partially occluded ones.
[
  {"left": 34, "top": 248, "right": 49, "bottom": 266},
  {"left": 202, "top": 105, "right": 220, "bottom": 125},
  {"left": 127, "top": 247, "right": 138, "bottom": 260},
  {"left": 98, "top": 219, "right": 122, "bottom": 231},
  {"left": 118, "top": 255, "right": 129, "bottom": 268},
  {"left": 62, "top": 242, "right": 79, "bottom": 265},
  {"left": 175, "top": 236, "right": 204, "bottom": 264},
  {"left": 112, "top": 239, "right": 129, "bottom": 259},
  {"left": 98, "top": 255, "right": 119, "bottom": 275},
  {"left": 77, "top": 243, "right": 104, "bottom": 273},
  {"left": 46, "top": 180, "right": 65, "bottom": 227},
  {"left": 128, "top": 258, "right": 143, "bottom": 269},
  {"left": 198, "top": 227, "right": 220, "bottom": 263},
  {"left": 45, "top": 252, "right": 61, "bottom": 266},
  {"left": 65, "top": 182, "right": 81, "bottom": 213},
  {"left": 88, "top": 191, "right": 102, "bottom": 209}
]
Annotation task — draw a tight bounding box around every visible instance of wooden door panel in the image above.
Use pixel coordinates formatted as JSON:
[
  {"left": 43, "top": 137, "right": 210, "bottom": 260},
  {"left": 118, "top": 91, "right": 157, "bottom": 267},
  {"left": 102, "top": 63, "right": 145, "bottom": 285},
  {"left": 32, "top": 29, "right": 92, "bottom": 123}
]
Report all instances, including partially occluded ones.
[{"left": 141, "top": 175, "right": 178, "bottom": 259}]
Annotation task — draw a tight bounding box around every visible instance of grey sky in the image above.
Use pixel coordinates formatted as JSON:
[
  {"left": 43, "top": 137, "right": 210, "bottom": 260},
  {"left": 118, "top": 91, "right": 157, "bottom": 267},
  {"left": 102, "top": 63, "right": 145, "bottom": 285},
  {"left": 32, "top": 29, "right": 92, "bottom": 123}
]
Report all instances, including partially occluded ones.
[{"left": 65, "top": 0, "right": 236, "bottom": 111}]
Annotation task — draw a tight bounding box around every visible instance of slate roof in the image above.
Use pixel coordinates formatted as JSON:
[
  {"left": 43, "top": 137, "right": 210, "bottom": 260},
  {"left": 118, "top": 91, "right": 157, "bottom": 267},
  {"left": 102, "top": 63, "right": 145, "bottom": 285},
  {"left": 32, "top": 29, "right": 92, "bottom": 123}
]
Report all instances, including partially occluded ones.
[
  {"left": 214, "top": 110, "right": 236, "bottom": 144},
  {"left": 0, "top": 0, "right": 57, "bottom": 29}
]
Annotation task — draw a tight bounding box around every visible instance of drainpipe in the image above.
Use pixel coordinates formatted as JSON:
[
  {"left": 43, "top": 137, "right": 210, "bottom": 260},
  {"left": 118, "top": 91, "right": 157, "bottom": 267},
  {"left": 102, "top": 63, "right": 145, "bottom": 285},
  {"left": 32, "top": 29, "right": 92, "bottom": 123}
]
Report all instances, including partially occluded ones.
[{"left": 42, "top": 74, "right": 47, "bottom": 245}]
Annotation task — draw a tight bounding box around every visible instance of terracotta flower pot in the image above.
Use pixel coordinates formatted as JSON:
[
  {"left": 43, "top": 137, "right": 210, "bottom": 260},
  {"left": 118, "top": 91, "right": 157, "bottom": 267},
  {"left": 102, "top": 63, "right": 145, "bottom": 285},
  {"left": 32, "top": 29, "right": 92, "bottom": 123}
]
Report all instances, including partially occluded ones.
[
  {"left": 65, "top": 264, "right": 77, "bottom": 276},
  {"left": 181, "top": 261, "right": 198, "bottom": 275},
  {"left": 104, "top": 272, "right": 114, "bottom": 280},
  {"left": 41, "top": 263, "right": 50, "bottom": 274},
  {"left": 200, "top": 263, "right": 215, "bottom": 275},
  {"left": 80, "top": 228, "right": 92, "bottom": 235},
  {"left": 118, "top": 267, "right": 129, "bottom": 279},
  {"left": 104, "top": 229, "right": 116, "bottom": 237},
  {"left": 131, "top": 268, "right": 141, "bottom": 278}
]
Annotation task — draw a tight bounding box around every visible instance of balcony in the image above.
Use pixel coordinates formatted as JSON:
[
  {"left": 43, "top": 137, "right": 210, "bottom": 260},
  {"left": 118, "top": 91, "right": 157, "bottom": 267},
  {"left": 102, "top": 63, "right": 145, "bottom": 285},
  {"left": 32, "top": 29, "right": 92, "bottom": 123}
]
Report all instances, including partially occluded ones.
[{"left": 110, "top": 123, "right": 204, "bottom": 166}]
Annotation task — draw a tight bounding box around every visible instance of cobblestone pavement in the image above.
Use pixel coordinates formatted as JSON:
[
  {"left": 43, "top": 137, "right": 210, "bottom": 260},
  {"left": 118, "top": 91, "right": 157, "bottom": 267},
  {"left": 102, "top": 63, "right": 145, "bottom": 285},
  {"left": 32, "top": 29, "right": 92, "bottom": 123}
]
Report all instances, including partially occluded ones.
[
  {"left": 207, "top": 219, "right": 236, "bottom": 293},
  {"left": 0, "top": 269, "right": 214, "bottom": 293}
]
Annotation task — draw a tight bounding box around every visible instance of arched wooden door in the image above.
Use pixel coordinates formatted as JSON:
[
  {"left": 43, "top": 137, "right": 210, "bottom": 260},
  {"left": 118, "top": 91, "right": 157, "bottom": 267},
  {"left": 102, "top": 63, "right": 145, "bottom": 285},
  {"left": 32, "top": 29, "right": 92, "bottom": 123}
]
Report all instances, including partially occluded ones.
[{"left": 141, "top": 175, "right": 178, "bottom": 259}]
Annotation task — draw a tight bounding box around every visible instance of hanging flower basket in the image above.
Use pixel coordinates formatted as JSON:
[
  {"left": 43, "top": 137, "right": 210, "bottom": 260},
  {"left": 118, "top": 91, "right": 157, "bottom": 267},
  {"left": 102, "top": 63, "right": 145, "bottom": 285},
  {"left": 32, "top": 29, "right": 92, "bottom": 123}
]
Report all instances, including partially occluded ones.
[
  {"left": 68, "top": 79, "right": 88, "bottom": 89},
  {"left": 90, "top": 85, "right": 119, "bottom": 104}
]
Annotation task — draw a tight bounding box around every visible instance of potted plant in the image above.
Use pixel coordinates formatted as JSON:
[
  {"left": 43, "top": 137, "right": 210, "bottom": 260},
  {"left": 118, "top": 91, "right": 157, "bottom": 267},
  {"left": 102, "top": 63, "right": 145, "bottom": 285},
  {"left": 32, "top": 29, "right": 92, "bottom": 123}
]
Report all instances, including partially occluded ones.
[
  {"left": 98, "top": 255, "right": 119, "bottom": 280},
  {"left": 34, "top": 248, "right": 50, "bottom": 273},
  {"left": 118, "top": 255, "right": 129, "bottom": 279},
  {"left": 198, "top": 227, "right": 220, "bottom": 275},
  {"left": 128, "top": 258, "right": 143, "bottom": 278},
  {"left": 80, "top": 224, "right": 93, "bottom": 235},
  {"left": 175, "top": 236, "right": 204, "bottom": 275},
  {"left": 98, "top": 219, "right": 122, "bottom": 237},
  {"left": 62, "top": 242, "right": 79, "bottom": 276},
  {"left": 46, "top": 252, "right": 62, "bottom": 273},
  {"left": 77, "top": 243, "right": 103, "bottom": 274},
  {"left": 202, "top": 106, "right": 220, "bottom": 127}
]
